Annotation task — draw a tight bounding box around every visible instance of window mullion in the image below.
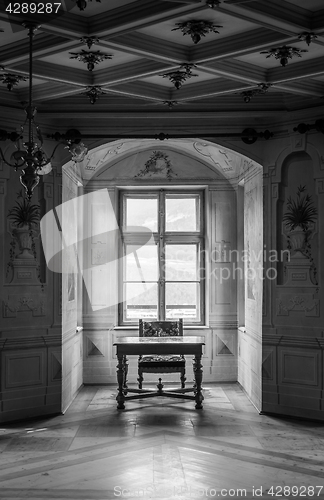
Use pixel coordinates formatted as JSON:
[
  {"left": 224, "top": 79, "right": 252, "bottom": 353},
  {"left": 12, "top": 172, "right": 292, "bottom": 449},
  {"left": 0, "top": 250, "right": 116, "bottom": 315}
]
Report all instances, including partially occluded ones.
[{"left": 158, "top": 190, "right": 165, "bottom": 320}]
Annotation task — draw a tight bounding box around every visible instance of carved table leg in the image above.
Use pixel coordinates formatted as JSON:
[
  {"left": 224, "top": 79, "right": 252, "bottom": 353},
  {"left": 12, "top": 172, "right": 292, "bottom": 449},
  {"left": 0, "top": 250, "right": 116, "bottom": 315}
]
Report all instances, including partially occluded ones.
[
  {"left": 180, "top": 367, "right": 186, "bottom": 389},
  {"left": 157, "top": 378, "right": 163, "bottom": 394},
  {"left": 116, "top": 354, "right": 125, "bottom": 410},
  {"left": 137, "top": 366, "right": 143, "bottom": 390},
  {"left": 123, "top": 355, "right": 128, "bottom": 395},
  {"left": 193, "top": 354, "right": 204, "bottom": 409}
]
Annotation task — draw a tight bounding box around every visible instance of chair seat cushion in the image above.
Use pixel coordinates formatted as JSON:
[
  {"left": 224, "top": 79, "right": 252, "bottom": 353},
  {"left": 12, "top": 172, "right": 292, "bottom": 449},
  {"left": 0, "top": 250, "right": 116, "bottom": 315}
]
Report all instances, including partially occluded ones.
[{"left": 139, "top": 354, "right": 185, "bottom": 365}]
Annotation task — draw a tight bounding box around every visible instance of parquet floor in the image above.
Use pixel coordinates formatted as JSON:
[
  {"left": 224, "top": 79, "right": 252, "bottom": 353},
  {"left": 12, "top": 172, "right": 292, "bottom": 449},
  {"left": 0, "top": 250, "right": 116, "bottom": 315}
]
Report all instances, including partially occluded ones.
[{"left": 0, "top": 384, "right": 324, "bottom": 500}]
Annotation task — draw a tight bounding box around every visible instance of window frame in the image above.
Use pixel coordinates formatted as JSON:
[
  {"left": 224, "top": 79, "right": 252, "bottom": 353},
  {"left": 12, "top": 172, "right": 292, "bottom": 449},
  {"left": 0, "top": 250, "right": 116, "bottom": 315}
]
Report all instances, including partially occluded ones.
[{"left": 119, "top": 189, "right": 205, "bottom": 326}]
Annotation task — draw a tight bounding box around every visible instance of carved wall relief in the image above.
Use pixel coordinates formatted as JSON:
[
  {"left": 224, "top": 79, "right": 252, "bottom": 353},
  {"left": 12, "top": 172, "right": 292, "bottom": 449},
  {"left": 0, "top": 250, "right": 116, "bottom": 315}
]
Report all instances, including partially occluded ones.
[
  {"left": 3, "top": 293, "right": 46, "bottom": 317},
  {"left": 276, "top": 294, "right": 319, "bottom": 317}
]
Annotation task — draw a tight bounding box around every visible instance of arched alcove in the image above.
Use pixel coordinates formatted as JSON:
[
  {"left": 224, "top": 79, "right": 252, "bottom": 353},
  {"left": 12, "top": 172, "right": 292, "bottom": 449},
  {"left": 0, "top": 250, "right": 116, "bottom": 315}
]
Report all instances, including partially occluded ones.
[
  {"left": 276, "top": 151, "right": 318, "bottom": 285},
  {"left": 59, "top": 138, "right": 264, "bottom": 412},
  {"left": 262, "top": 144, "right": 324, "bottom": 421}
]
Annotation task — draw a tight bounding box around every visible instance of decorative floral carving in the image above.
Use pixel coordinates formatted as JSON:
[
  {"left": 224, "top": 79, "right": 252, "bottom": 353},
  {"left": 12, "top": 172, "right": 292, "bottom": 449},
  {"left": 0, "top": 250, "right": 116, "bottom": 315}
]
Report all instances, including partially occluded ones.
[
  {"left": 277, "top": 294, "right": 319, "bottom": 317},
  {"left": 143, "top": 321, "right": 180, "bottom": 337},
  {"left": 3, "top": 294, "right": 46, "bottom": 318},
  {"left": 141, "top": 321, "right": 183, "bottom": 362},
  {"left": 135, "top": 151, "right": 175, "bottom": 179}
]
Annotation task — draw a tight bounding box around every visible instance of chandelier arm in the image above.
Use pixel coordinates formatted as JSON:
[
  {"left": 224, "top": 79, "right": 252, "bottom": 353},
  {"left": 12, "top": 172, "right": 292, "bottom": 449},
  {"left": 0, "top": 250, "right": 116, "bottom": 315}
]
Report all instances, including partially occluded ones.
[
  {"left": 6, "top": 23, "right": 88, "bottom": 199},
  {"left": 48, "top": 142, "right": 62, "bottom": 161},
  {"left": 0, "top": 146, "right": 25, "bottom": 169}
]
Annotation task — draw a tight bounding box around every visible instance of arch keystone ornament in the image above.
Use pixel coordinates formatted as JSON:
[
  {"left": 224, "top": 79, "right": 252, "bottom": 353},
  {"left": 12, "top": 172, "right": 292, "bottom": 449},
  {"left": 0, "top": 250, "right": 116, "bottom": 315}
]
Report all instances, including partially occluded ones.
[{"left": 135, "top": 151, "right": 176, "bottom": 179}]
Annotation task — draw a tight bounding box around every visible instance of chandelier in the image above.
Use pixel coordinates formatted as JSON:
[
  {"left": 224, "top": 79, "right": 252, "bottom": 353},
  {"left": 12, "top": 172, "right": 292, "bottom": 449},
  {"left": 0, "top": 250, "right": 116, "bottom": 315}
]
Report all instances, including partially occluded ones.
[{"left": 0, "top": 23, "right": 88, "bottom": 200}]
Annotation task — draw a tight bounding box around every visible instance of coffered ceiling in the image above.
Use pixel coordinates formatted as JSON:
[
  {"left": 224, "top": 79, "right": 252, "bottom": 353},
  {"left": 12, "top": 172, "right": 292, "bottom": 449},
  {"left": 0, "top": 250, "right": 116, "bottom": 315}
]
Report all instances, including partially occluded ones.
[{"left": 1, "top": 0, "right": 324, "bottom": 139}]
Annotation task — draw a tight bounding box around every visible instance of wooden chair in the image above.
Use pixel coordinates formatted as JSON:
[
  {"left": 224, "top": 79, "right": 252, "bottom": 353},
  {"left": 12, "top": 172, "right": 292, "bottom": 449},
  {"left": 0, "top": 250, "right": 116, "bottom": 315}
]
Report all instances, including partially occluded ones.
[{"left": 137, "top": 319, "right": 186, "bottom": 389}]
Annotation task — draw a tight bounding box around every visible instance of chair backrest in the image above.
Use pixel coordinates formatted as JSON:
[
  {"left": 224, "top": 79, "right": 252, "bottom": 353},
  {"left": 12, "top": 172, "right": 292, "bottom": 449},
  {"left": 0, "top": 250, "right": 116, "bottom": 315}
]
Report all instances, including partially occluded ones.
[{"left": 139, "top": 319, "right": 183, "bottom": 337}]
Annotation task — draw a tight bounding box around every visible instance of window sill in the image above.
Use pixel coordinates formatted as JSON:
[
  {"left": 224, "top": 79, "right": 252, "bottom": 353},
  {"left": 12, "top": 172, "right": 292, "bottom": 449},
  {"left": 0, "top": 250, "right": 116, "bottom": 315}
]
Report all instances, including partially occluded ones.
[{"left": 114, "top": 325, "right": 210, "bottom": 330}]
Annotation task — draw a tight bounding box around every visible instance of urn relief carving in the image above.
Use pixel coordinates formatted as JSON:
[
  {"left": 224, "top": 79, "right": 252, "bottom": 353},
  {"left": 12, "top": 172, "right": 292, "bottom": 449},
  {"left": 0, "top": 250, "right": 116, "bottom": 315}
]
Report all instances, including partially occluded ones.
[
  {"left": 6, "top": 192, "right": 42, "bottom": 285},
  {"left": 12, "top": 225, "right": 36, "bottom": 259},
  {"left": 282, "top": 185, "right": 318, "bottom": 286}
]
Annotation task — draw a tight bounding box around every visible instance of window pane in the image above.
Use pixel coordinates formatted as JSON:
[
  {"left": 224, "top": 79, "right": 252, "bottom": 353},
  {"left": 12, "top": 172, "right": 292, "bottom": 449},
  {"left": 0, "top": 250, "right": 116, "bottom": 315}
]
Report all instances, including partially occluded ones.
[
  {"left": 126, "top": 245, "right": 158, "bottom": 281},
  {"left": 126, "top": 198, "right": 158, "bottom": 231},
  {"left": 165, "top": 197, "right": 198, "bottom": 231},
  {"left": 165, "top": 244, "right": 198, "bottom": 281},
  {"left": 125, "top": 283, "right": 158, "bottom": 320},
  {"left": 165, "top": 282, "right": 199, "bottom": 320}
]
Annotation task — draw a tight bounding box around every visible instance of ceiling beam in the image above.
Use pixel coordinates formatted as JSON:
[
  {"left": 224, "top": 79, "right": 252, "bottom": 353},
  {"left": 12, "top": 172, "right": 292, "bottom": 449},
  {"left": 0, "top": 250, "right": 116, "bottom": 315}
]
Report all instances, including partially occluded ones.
[
  {"left": 200, "top": 59, "right": 266, "bottom": 84},
  {"left": 220, "top": 0, "right": 312, "bottom": 32},
  {"left": 88, "top": 0, "right": 206, "bottom": 37},
  {"left": 0, "top": 34, "right": 77, "bottom": 66},
  {"left": 191, "top": 28, "right": 295, "bottom": 63},
  {"left": 0, "top": 11, "right": 87, "bottom": 38},
  {"left": 267, "top": 56, "right": 324, "bottom": 84},
  {"left": 17, "top": 82, "right": 85, "bottom": 102},
  {"left": 103, "top": 33, "right": 188, "bottom": 64},
  {"left": 11, "top": 61, "right": 92, "bottom": 86},
  {"left": 94, "top": 60, "right": 177, "bottom": 87},
  {"left": 101, "top": 81, "right": 171, "bottom": 102}
]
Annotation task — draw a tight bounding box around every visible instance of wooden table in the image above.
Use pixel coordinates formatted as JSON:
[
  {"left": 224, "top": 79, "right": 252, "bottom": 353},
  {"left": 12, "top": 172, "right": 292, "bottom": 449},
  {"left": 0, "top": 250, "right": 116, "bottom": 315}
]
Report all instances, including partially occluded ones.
[{"left": 113, "top": 336, "right": 205, "bottom": 410}]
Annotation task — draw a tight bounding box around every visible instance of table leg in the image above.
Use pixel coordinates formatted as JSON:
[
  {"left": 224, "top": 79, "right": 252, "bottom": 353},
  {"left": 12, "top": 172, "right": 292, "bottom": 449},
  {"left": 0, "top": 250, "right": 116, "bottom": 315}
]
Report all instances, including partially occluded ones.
[
  {"left": 123, "top": 355, "right": 128, "bottom": 394},
  {"left": 116, "top": 354, "right": 125, "bottom": 410},
  {"left": 157, "top": 378, "right": 163, "bottom": 394},
  {"left": 193, "top": 354, "right": 204, "bottom": 409}
]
